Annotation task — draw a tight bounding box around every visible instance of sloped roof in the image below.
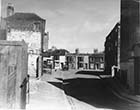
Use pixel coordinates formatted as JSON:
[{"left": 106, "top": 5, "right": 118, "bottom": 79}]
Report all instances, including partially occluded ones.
[
  {"left": 6, "top": 12, "right": 45, "bottom": 21},
  {"left": 5, "top": 13, "right": 45, "bottom": 31},
  {"left": 43, "top": 49, "right": 70, "bottom": 56}
]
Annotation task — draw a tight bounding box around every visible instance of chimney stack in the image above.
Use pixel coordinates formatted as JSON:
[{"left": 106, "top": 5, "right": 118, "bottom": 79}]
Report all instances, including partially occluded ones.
[
  {"left": 43, "top": 32, "right": 49, "bottom": 51},
  {"left": 93, "top": 49, "right": 98, "bottom": 54},
  {"left": 7, "top": 3, "right": 14, "bottom": 17},
  {"left": 75, "top": 48, "right": 79, "bottom": 54}
]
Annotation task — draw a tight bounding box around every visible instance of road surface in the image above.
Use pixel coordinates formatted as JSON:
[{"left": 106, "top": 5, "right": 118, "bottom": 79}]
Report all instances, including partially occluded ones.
[{"left": 60, "top": 70, "right": 140, "bottom": 110}]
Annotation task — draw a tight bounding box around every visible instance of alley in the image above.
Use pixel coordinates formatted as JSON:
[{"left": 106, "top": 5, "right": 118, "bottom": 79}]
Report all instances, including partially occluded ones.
[{"left": 52, "top": 70, "right": 140, "bottom": 110}]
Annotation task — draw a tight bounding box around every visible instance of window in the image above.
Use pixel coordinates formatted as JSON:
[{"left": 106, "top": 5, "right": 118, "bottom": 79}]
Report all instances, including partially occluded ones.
[
  {"left": 100, "top": 57, "right": 103, "bottom": 62},
  {"left": 78, "top": 57, "right": 84, "bottom": 62},
  {"left": 90, "top": 57, "right": 94, "bottom": 62},
  {"left": 33, "top": 22, "right": 40, "bottom": 32},
  {"left": 79, "top": 63, "right": 83, "bottom": 68}
]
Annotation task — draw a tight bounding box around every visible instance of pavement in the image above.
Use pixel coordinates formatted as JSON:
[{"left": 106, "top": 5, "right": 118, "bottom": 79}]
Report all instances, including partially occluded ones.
[
  {"left": 26, "top": 71, "right": 71, "bottom": 110},
  {"left": 99, "top": 75, "right": 140, "bottom": 103}
]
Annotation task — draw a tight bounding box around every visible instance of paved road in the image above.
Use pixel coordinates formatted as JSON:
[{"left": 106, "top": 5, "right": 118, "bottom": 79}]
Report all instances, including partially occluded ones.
[{"left": 60, "top": 70, "right": 140, "bottom": 110}]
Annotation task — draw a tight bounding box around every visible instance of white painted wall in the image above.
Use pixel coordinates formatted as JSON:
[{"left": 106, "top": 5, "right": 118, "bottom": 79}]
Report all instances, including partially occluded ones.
[
  {"left": 84, "top": 56, "right": 89, "bottom": 63},
  {"left": 60, "top": 56, "right": 66, "bottom": 63}
]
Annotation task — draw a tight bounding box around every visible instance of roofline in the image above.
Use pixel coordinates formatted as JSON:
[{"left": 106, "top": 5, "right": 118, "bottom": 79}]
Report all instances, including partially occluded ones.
[{"left": 5, "top": 12, "right": 46, "bottom": 21}]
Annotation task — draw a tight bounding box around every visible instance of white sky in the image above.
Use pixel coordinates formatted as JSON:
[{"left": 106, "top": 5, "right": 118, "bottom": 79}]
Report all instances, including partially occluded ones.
[{"left": 2, "top": 0, "right": 120, "bottom": 53}]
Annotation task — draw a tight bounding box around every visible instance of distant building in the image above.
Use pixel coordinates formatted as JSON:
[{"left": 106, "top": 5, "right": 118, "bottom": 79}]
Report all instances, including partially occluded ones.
[
  {"left": 89, "top": 53, "right": 104, "bottom": 70},
  {"left": 104, "top": 23, "right": 120, "bottom": 75},
  {"left": 5, "top": 4, "right": 46, "bottom": 77},
  {"left": 43, "top": 49, "right": 69, "bottom": 70},
  {"left": 66, "top": 49, "right": 104, "bottom": 70},
  {"left": 66, "top": 54, "right": 77, "bottom": 69},
  {"left": 77, "top": 54, "right": 89, "bottom": 69}
]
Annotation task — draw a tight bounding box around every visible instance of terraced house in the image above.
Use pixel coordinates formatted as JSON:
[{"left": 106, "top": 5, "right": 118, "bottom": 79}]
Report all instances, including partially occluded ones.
[{"left": 66, "top": 49, "right": 104, "bottom": 70}]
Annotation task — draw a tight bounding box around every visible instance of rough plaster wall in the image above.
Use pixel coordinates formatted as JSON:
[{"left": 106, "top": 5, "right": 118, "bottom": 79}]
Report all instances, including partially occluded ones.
[
  {"left": 7, "top": 30, "right": 41, "bottom": 54},
  {"left": 7, "top": 30, "right": 41, "bottom": 76}
]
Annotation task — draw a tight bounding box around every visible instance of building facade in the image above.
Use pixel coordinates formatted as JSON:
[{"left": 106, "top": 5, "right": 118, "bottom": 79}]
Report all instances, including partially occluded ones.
[
  {"left": 104, "top": 23, "right": 120, "bottom": 75},
  {"left": 66, "top": 51, "right": 104, "bottom": 70},
  {"left": 66, "top": 54, "right": 77, "bottom": 69},
  {"left": 120, "top": 0, "right": 140, "bottom": 94},
  {"left": 89, "top": 53, "right": 104, "bottom": 70},
  {"left": 43, "top": 49, "right": 69, "bottom": 70},
  {"left": 5, "top": 4, "right": 46, "bottom": 77}
]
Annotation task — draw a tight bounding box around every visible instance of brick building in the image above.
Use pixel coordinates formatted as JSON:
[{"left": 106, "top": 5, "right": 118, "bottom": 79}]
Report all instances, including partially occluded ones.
[{"left": 104, "top": 23, "right": 120, "bottom": 75}]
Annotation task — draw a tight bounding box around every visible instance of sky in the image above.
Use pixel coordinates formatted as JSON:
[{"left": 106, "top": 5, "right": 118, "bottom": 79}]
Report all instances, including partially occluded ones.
[{"left": 2, "top": 0, "right": 120, "bottom": 53}]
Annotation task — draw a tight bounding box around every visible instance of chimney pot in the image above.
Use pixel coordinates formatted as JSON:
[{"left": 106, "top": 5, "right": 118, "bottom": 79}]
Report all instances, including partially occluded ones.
[{"left": 7, "top": 3, "right": 14, "bottom": 17}]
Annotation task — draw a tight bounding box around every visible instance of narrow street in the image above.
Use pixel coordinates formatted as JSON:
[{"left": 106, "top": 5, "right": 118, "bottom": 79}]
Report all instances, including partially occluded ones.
[
  {"left": 26, "top": 70, "right": 140, "bottom": 110},
  {"left": 53, "top": 70, "right": 140, "bottom": 110},
  {"left": 1, "top": 1, "right": 140, "bottom": 110}
]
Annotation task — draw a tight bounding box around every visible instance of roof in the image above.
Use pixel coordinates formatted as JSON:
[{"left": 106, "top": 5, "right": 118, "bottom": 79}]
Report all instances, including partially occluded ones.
[
  {"left": 66, "top": 52, "right": 104, "bottom": 57},
  {"left": 43, "top": 49, "right": 70, "bottom": 57},
  {"left": 67, "top": 53, "right": 90, "bottom": 56},
  {"left": 6, "top": 12, "right": 45, "bottom": 21},
  {"left": 5, "top": 13, "right": 46, "bottom": 31},
  {"left": 105, "top": 22, "right": 120, "bottom": 40},
  {"left": 89, "top": 53, "right": 104, "bottom": 57}
]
